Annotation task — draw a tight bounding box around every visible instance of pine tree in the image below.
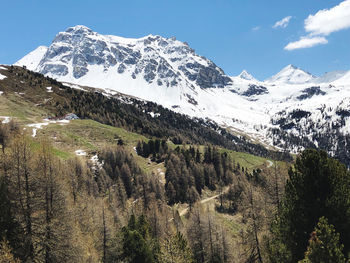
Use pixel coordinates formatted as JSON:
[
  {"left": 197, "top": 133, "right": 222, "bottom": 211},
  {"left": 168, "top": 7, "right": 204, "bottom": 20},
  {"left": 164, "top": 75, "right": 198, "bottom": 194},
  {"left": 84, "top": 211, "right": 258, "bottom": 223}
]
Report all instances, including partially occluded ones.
[
  {"left": 268, "top": 149, "right": 350, "bottom": 262},
  {"left": 0, "top": 124, "right": 9, "bottom": 154},
  {"left": 35, "top": 142, "right": 76, "bottom": 262},
  {"left": 160, "top": 231, "right": 194, "bottom": 263},
  {"left": 115, "top": 177, "right": 127, "bottom": 208},
  {"left": 299, "top": 217, "right": 346, "bottom": 263},
  {"left": 187, "top": 208, "right": 205, "bottom": 263},
  {"left": 121, "top": 215, "right": 158, "bottom": 263}
]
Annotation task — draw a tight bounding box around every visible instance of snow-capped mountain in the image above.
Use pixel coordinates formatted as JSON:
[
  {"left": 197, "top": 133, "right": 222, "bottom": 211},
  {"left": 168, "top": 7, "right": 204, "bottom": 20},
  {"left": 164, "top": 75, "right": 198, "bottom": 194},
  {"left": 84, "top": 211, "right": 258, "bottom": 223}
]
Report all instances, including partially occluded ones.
[
  {"left": 16, "top": 46, "right": 48, "bottom": 71},
  {"left": 315, "top": 70, "right": 348, "bottom": 83},
  {"left": 16, "top": 25, "right": 235, "bottom": 118},
  {"left": 15, "top": 25, "right": 350, "bottom": 163},
  {"left": 238, "top": 70, "right": 256, "bottom": 81},
  {"left": 265, "top": 64, "right": 315, "bottom": 84}
]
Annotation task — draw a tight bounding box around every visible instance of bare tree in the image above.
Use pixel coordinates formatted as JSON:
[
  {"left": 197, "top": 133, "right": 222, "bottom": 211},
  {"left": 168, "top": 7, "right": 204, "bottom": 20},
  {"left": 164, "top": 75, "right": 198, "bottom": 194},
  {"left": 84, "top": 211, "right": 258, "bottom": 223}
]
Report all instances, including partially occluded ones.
[
  {"left": 240, "top": 185, "right": 264, "bottom": 263},
  {"left": 8, "top": 135, "right": 35, "bottom": 261}
]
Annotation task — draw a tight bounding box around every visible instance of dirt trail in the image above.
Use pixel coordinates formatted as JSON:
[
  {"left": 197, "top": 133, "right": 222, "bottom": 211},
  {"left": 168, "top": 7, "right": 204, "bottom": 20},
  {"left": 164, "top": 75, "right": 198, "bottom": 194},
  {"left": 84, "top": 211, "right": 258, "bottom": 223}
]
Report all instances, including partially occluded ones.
[{"left": 179, "top": 187, "right": 229, "bottom": 217}]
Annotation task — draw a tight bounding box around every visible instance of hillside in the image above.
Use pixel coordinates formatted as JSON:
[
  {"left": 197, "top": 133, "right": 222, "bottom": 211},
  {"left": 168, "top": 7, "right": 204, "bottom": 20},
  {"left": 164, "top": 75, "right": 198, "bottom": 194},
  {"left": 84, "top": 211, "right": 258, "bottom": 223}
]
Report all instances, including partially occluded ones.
[
  {"left": 0, "top": 64, "right": 292, "bottom": 262},
  {"left": 15, "top": 25, "right": 350, "bottom": 166}
]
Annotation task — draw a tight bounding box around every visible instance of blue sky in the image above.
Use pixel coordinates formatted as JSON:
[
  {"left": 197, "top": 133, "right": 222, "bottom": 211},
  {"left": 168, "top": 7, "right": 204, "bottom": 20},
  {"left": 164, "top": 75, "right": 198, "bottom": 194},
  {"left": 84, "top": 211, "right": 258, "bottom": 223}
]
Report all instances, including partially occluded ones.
[{"left": 1, "top": 0, "right": 349, "bottom": 80}]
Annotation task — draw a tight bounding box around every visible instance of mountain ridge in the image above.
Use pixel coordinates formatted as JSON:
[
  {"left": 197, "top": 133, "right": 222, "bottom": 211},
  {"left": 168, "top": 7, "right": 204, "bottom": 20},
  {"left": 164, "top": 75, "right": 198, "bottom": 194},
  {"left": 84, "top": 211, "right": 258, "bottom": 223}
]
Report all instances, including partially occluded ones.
[{"left": 14, "top": 25, "right": 350, "bottom": 164}]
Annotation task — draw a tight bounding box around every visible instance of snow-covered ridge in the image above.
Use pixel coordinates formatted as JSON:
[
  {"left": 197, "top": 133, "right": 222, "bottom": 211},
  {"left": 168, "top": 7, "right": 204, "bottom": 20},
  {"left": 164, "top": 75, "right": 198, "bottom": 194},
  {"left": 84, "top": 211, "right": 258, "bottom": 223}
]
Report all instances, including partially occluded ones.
[
  {"left": 265, "top": 64, "right": 315, "bottom": 84},
  {"left": 15, "top": 46, "right": 48, "bottom": 71},
  {"left": 14, "top": 25, "right": 350, "bottom": 159}
]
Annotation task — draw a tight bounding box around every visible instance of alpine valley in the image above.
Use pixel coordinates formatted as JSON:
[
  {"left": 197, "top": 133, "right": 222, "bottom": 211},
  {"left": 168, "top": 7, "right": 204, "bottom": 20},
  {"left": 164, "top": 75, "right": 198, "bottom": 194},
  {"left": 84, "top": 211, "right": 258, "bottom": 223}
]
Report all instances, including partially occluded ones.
[
  {"left": 2, "top": 16, "right": 350, "bottom": 263},
  {"left": 15, "top": 25, "right": 350, "bottom": 164}
]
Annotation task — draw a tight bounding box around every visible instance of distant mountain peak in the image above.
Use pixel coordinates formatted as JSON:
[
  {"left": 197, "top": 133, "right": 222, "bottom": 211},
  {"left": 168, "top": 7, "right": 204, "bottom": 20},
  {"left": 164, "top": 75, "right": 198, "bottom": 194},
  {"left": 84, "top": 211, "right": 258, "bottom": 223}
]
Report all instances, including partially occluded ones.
[
  {"left": 285, "top": 64, "right": 297, "bottom": 70},
  {"left": 16, "top": 25, "right": 231, "bottom": 95},
  {"left": 238, "top": 70, "right": 256, "bottom": 81},
  {"left": 65, "top": 25, "right": 93, "bottom": 33},
  {"left": 315, "top": 70, "right": 348, "bottom": 83},
  {"left": 266, "top": 64, "right": 315, "bottom": 84}
]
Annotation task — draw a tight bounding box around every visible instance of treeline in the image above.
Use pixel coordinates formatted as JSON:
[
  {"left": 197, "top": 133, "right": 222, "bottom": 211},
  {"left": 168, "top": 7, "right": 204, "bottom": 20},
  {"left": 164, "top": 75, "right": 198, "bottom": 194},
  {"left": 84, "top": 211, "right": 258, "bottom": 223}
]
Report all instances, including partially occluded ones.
[{"left": 4, "top": 66, "right": 291, "bottom": 161}]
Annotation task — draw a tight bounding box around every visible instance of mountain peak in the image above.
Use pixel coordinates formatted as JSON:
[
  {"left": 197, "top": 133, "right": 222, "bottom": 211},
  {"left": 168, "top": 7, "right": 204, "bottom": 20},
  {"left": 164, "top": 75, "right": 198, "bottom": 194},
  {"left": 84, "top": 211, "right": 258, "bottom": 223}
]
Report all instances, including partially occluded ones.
[
  {"left": 65, "top": 25, "right": 93, "bottom": 34},
  {"left": 238, "top": 70, "right": 255, "bottom": 81},
  {"left": 17, "top": 25, "right": 231, "bottom": 90},
  {"left": 284, "top": 64, "right": 298, "bottom": 70},
  {"left": 266, "top": 64, "right": 315, "bottom": 84}
]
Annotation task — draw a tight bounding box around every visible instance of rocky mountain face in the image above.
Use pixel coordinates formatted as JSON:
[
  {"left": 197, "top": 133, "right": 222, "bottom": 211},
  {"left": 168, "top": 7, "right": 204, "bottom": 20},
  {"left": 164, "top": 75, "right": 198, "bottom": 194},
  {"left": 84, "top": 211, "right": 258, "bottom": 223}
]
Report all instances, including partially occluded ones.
[
  {"left": 15, "top": 25, "right": 350, "bottom": 165},
  {"left": 17, "top": 25, "right": 231, "bottom": 89}
]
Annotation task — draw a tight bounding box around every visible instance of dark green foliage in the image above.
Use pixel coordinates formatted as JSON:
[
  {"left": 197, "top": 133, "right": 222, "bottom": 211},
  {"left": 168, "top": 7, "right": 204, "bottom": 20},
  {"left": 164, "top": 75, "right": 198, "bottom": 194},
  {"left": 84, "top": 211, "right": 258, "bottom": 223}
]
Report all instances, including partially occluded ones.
[
  {"left": 300, "top": 217, "right": 346, "bottom": 263},
  {"left": 269, "top": 149, "right": 350, "bottom": 262},
  {"left": 136, "top": 139, "right": 168, "bottom": 162},
  {"left": 165, "top": 146, "right": 235, "bottom": 204},
  {"left": 121, "top": 215, "right": 159, "bottom": 263},
  {"left": 99, "top": 147, "right": 163, "bottom": 201}
]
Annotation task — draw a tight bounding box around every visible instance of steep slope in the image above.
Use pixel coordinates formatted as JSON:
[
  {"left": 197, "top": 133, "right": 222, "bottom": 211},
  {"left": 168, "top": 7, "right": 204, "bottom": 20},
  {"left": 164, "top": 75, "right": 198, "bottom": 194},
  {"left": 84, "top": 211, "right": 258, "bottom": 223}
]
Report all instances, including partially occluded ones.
[
  {"left": 14, "top": 25, "right": 350, "bottom": 165},
  {"left": 0, "top": 65, "right": 285, "bottom": 159},
  {"left": 15, "top": 46, "right": 48, "bottom": 71}
]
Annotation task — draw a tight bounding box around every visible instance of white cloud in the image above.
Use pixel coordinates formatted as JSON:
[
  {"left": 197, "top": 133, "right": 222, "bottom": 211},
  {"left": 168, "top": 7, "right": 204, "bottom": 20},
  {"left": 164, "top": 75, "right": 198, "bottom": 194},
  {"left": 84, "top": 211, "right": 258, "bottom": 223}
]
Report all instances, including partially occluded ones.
[
  {"left": 285, "top": 0, "right": 350, "bottom": 50},
  {"left": 252, "top": 26, "right": 261, "bottom": 31},
  {"left": 305, "top": 0, "right": 350, "bottom": 36},
  {"left": 284, "top": 36, "right": 328, "bottom": 50},
  {"left": 273, "top": 16, "right": 292, "bottom": 28}
]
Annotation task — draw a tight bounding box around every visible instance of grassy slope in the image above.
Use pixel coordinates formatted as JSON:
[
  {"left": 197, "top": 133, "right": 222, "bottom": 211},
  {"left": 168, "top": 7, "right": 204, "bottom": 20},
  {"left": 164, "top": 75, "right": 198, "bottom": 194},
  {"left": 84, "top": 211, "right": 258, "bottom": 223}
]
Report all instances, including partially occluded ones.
[
  {"left": 0, "top": 93, "right": 47, "bottom": 123},
  {"left": 0, "top": 66, "right": 283, "bottom": 242},
  {"left": 0, "top": 86, "right": 270, "bottom": 170}
]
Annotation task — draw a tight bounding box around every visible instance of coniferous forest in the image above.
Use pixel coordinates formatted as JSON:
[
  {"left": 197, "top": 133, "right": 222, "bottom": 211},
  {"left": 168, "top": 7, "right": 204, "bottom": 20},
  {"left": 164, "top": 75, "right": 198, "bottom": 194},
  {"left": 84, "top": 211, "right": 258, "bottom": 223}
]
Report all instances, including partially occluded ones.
[{"left": 0, "top": 67, "right": 350, "bottom": 262}]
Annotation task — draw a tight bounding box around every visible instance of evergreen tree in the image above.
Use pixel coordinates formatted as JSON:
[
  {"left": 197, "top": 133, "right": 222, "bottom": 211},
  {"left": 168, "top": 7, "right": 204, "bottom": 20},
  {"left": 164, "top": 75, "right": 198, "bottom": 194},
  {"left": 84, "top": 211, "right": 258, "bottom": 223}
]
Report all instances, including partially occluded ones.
[
  {"left": 160, "top": 231, "right": 194, "bottom": 263},
  {"left": 121, "top": 215, "right": 158, "bottom": 263},
  {"left": 299, "top": 217, "right": 346, "bottom": 263},
  {"left": 268, "top": 149, "right": 350, "bottom": 262}
]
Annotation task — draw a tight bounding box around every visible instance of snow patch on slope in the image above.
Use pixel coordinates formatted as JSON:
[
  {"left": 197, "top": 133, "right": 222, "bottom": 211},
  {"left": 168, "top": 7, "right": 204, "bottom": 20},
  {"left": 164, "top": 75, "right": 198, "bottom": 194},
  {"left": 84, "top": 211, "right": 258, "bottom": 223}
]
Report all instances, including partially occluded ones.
[
  {"left": 0, "top": 73, "right": 7, "bottom": 80},
  {"left": 0, "top": 116, "right": 10, "bottom": 124}
]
